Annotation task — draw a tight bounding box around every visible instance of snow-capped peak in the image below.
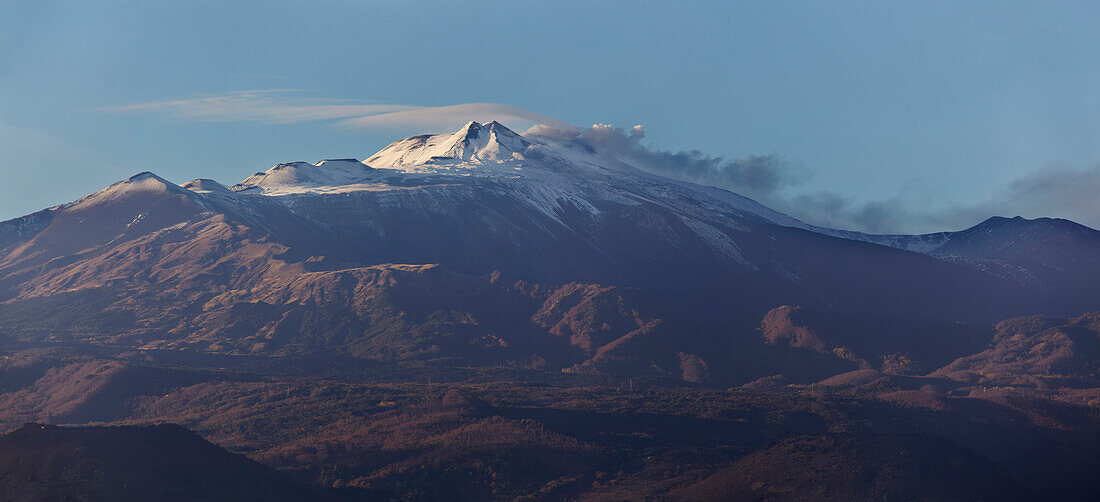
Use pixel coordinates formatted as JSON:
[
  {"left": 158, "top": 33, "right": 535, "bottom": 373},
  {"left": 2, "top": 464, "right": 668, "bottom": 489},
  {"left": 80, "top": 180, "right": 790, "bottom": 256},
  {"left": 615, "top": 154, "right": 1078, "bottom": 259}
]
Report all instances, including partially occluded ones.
[
  {"left": 365, "top": 120, "right": 531, "bottom": 169},
  {"left": 182, "top": 178, "right": 231, "bottom": 194},
  {"left": 230, "top": 158, "right": 375, "bottom": 195},
  {"left": 67, "top": 171, "right": 190, "bottom": 210}
]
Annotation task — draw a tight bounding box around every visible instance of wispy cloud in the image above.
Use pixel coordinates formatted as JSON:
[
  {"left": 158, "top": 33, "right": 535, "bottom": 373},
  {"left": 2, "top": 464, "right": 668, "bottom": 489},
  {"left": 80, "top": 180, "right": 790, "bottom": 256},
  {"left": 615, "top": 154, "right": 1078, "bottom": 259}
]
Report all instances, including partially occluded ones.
[
  {"left": 99, "top": 90, "right": 421, "bottom": 124},
  {"left": 101, "top": 91, "right": 573, "bottom": 132},
  {"left": 339, "top": 103, "right": 574, "bottom": 132}
]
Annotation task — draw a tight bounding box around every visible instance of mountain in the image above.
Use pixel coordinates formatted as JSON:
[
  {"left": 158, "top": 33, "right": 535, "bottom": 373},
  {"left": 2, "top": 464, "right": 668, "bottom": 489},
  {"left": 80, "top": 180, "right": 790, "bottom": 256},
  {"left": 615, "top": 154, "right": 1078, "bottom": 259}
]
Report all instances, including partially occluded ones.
[
  {"left": 366, "top": 120, "right": 532, "bottom": 168},
  {"left": 0, "top": 120, "right": 1097, "bottom": 383},
  {"left": 846, "top": 216, "right": 1100, "bottom": 314},
  {"left": 0, "top": 423, "right": 329, "bottom": 502}
]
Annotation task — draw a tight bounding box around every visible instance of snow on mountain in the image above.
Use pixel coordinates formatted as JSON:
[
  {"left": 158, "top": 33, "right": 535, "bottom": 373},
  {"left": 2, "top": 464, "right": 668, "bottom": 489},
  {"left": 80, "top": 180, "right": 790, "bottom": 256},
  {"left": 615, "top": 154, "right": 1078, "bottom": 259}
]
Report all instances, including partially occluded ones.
[
  {"left": 0, "top": 171, "right": 209, "bottom": 271},
  {"left": 6, "top": 119, "right": 1096, "bottom": 301},
  {"left": 365, "top": 120, "right": 532, "bottom": 171},
  {"left": 822, "top": 230, "right": 953, "bottom": 253},
  {"left": 182, "top": 178, "right": 232, "bottom": 194},
  {"left": 69, "top": 172, "right": 191, "bottom": 210},
  {"left": 204, "top": 120, "right": 827, "bottom": 251},
  {"left": 230, "top": 159, "right": 378, "bottom": 196},
  {"left": 5, "top": 119, "right": 1098, "bottom": 373},
  {"left": 833, "top": 216, "right": 1100, "bottom": 258}
]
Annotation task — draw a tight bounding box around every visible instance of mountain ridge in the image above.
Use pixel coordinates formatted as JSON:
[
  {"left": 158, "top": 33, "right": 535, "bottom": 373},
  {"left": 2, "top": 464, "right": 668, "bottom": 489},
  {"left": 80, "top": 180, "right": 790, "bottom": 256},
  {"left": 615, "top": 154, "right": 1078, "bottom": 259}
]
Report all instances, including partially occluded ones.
[{"left": 1, "top": 120, "right": 1097, "bottom": 383}]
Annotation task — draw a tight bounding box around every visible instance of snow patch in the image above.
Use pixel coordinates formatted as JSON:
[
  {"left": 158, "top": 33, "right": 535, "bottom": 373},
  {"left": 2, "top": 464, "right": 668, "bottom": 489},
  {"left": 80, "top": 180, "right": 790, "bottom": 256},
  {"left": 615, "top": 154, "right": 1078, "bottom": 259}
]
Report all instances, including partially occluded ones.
[
  {"left": 365, "top": 121, "right": 531, "bottom": 169},
  {"left": 680, "top": 217, "right": 753, "bottom": 267}
]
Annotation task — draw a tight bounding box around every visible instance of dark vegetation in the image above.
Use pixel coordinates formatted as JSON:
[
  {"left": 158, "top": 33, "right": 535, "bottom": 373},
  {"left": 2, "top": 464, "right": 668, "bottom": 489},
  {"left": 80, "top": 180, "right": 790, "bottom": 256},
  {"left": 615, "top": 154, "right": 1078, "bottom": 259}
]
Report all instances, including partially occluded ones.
[
  {"left": 0, "top": 423, "right": 328, "bottom": 502},
  {"left": 670, "top": 434, "right": 1031, "bottom": 501},
  {"left": 2, "top": 326, "right": 1100, "bottom": 500}
]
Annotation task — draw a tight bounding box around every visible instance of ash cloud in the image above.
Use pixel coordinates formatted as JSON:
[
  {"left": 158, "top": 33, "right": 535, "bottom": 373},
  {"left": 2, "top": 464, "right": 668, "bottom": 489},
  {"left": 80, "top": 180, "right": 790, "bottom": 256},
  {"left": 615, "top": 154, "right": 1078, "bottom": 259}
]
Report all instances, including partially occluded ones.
[
  {"left": 543, "top": 123, "right": 1100, "bottom": 234},
  {"left": 786, "top": 165, "right": 1100, "bottom": 234},
  {"left": 779, "top": 193, "right": 983, "bottom": 234},
  {"left": 997, "top": 165, "right": 1100, "bottom": 223},
  {"left": 536, "top": 123, "right": 803, "bottom": 202}
]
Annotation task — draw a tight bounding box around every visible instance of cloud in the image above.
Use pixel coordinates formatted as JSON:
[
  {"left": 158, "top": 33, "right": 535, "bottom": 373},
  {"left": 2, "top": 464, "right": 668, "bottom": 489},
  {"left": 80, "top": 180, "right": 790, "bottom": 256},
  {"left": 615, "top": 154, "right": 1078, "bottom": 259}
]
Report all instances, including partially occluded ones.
[
  {"left": 560, "top": 122, "right": 802, "bottom": 202},
  {"left": 102, "top": 91, "right": 575, "bottom": 133},
  {"left": 339, "top": 103, "right": 575, "bottom": 132},
  {"left": 522, "top": 124, "right": 581, "bottom": 140},
  {"left": 999, "top": 164, "right": 1100, "bottom": 222},
  {"left": 558, "top": 122, "right": 1100, "bottom": 234},
  {"left": 777, "top": 193, "right": 970, "bottom": 234},
  {"left": 100, "top": 90, "right": 421, "bottom": 124},
  {"left": 773, "top": 164, "right": 1100, "bottom": 234}
]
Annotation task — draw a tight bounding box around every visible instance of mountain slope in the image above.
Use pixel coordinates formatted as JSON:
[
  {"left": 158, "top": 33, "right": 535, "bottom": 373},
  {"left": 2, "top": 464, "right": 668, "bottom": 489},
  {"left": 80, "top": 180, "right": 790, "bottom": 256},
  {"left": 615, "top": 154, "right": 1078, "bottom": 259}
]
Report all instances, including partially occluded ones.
[
  {"left": 0, "top": 423, "right": 326, "bottom": 502},
  {"left": 669, "top": 434, "right": 1031, "bottom": 502},
  {"left": 845, "top": 216, "right": 1100, "bottom": 315},
  {"left": 935, "top": 311, "right": 1100, "bottom": 388}
]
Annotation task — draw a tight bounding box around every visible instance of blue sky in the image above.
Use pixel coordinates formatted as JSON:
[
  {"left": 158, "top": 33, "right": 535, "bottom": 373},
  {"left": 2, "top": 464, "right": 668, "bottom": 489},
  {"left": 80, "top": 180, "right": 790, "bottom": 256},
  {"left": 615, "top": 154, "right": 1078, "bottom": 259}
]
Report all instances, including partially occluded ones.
[{"left": 3, "top": 1, "right": 1100, "bottom": 233}]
